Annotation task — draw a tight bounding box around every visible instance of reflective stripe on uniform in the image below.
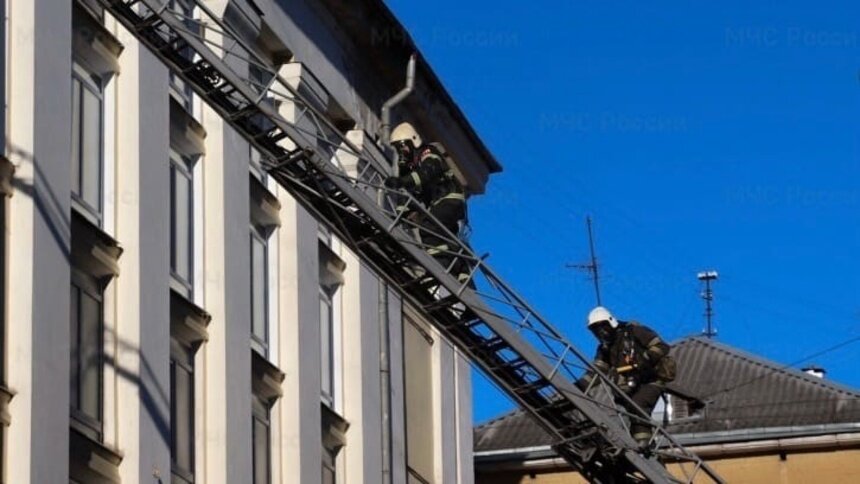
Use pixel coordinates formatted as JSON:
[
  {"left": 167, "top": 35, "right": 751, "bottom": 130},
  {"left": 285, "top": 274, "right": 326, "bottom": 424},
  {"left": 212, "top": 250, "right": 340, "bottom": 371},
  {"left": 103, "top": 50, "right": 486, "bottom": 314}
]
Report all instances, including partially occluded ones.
[
  {"left": 427, "top": 244, "right": 449, "bottom": 255},
  {"left": 647, "top": 337, "right": 662, "bottom": 348},
  {"left": 421, "top": 152, "right": 444, "bottom": 162},
  {"left": 411, "top": 172, "right": 422, "bottom": 188},
  {"left": 432, "top": 192, "right": 466, "bottom": 205}
]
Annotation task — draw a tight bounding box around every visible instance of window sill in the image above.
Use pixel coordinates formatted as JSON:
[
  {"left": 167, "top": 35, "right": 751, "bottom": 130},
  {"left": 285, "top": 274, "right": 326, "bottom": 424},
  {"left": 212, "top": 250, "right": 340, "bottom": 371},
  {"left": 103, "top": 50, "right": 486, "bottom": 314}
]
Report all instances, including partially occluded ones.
[
  {"left": 170, "top": 97, "right": 206, "bottom": 158},
  {"left": 251, "top": 350, "right": 285, "bottom": 406},
  {"left": 71, "top": 210, "right": 123, "bottom": 280},
  {"left": 171, "top": 467, "right": 194, "bottom": 484},
  {"left": 319, "top": 240, "right": 346, "bottom": 292},
  {"left": 321, "top": 402, "right": 349, "bottom": 454},
  {"left": 0, "top": 384, "right": 14, "bottom": 427},
  {"left": 170, "top": 289, "right": 211, "bottom": 349},
  {"left": 70, "top": 424, "right": 123, "bottom": 484},
  {"left": 250, "top": 174, "right": 281, "bottom": 229},
  {"left": 73, "top": 1, "right": 124, "bottom": 77}
]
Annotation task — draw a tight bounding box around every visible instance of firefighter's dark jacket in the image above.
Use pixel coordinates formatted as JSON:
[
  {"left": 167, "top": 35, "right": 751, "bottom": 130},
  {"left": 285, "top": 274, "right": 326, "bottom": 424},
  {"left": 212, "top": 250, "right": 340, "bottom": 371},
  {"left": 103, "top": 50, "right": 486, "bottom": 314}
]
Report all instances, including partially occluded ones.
[
  {"left": 396, "top": 144, "right": 464, "bottom": 207},
  {"left": 578, "top": 321, "right": 672, "bottom": 388}
]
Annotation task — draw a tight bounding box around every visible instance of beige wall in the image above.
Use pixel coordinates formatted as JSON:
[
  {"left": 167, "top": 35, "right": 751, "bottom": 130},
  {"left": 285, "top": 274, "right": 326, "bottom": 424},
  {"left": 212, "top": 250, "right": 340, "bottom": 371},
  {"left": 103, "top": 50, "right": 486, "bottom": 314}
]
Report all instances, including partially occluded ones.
[{"left": 477, "top": 448, "right": 860, "bottom": 484}]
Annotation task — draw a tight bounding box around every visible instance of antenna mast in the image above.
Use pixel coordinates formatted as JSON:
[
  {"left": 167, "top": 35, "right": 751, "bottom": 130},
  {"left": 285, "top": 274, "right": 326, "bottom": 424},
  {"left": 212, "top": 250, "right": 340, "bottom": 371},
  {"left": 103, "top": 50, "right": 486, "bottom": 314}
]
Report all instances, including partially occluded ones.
[
  {"left": 697, "top": 270, "right": 719, "bottom": 338},
  {"left": 567, "top": 216, "right": 602, "bottom": 305}
]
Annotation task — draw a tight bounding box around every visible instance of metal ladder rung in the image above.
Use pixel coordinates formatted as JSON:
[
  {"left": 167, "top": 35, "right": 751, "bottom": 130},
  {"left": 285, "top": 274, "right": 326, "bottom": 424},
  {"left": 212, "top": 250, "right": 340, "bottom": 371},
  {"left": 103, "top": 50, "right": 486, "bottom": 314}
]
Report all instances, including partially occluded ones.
[
  {"left": 511, "top": 379, "right": 550, "bottom": 395},
  {"left": 472, "top": 336, "right": 508, "bottom": 355}
]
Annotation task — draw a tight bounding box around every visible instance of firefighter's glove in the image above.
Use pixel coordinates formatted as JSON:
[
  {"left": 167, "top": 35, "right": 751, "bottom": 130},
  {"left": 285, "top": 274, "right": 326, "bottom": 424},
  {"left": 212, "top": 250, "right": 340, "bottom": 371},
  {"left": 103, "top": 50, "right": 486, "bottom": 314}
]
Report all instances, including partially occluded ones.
[
  {"left": 639, "top": 352, "right": 657, "bottom": 371},
  {"left": 384, "top": 176, "right": 403, "bottom": 189}
]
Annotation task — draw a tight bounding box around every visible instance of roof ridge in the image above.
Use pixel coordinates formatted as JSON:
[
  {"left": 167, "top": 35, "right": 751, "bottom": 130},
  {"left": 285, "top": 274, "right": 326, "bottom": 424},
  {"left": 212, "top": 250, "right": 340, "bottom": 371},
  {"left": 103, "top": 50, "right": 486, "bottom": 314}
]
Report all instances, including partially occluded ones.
[
  {"left": 475, "top": 409, "right": 525, "bottom": 431},
  {"left": 678, "top": 336, "right": 860, "bottom": 399}
]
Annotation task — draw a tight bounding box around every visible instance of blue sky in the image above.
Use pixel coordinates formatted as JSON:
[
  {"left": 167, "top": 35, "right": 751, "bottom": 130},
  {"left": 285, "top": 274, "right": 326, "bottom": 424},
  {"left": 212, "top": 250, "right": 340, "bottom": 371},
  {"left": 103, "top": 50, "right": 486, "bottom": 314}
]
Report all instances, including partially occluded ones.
[{"left": 385, "top": 0, "right": 860, "bottom": 424}]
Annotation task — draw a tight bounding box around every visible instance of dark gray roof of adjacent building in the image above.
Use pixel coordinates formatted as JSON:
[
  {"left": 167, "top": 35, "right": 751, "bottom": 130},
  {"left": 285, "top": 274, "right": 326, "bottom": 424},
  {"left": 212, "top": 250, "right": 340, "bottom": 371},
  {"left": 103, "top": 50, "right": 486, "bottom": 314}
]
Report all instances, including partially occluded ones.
[{"left": 474, "top": 336, "right": 860, "bottom": 452}]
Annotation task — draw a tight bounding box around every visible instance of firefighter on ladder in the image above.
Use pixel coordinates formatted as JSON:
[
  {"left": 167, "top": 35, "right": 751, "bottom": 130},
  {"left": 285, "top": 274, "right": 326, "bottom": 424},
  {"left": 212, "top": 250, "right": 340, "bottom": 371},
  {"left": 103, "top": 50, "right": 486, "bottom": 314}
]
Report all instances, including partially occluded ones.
[
  {"left": 576, "top": 306, "right": 677, "bottom": 449},
  {"left": 384, "top": 122, "right": 472, "bottom": 285}
]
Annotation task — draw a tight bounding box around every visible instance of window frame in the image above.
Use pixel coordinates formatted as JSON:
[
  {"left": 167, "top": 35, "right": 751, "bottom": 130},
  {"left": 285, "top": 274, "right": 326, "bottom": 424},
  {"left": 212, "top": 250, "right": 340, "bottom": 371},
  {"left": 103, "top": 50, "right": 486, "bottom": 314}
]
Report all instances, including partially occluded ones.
[
  {"left": 317, "top": 238, "right": 344, "bottom": 411},
  {"left": 319, "top": 285, "right": 335, "bottom": 408},
  {"left": 170, "top": 150, "right": 195, "bottom": 298},
  {"left": 321, "top": 445, "right": 336, "bottom": 484},
  {"left": 71, "top": 62, "right": 105, "bottom": 226},
  {"left": 250, "top": 225, "right": 270, "bottom": 356},
  {"left": 170, "top": 338, "right": 196, "bottom": 483},
  {"left": 69, "top": 268, "right": 104, "bottom": 442},
  {"left": 251, "top": 396, "right": 271, "bottom": 484},
  {"left": 249, "top": 146, "right": 267, "bottom": 184},
  {"left": 0, "top": 192, "right": 6, "bottom": 385},
  {"left": 167, "top": 0, "right": 197, "bottom": 111}
]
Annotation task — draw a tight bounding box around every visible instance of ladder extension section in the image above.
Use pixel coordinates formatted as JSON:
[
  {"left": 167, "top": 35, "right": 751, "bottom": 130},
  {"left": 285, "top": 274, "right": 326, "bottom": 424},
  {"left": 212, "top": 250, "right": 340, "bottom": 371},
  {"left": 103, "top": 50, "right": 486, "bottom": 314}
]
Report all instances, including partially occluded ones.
[{"left": 97, "top": 1, "right": 723, "bottom": 482}]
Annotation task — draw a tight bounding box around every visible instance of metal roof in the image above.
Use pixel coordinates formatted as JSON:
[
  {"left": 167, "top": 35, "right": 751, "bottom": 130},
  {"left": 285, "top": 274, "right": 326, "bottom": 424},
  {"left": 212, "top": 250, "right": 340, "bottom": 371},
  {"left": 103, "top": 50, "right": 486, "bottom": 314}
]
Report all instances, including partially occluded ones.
[{"left": 474, "top": 336, "right": 860, "bottom": 452}]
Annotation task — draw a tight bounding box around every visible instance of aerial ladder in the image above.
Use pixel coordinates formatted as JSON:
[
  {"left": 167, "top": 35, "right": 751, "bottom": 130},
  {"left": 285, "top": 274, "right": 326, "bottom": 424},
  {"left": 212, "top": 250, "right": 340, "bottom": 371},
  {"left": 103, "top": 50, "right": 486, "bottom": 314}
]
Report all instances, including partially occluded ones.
[{"left": 94, "top": 1, "right": 724, "bottom": 482}]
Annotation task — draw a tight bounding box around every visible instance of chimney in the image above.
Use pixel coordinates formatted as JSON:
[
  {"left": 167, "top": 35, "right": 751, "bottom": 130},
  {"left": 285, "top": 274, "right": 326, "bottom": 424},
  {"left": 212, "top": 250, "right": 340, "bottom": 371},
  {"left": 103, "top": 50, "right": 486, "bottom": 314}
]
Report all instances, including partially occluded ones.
[{"left": 802, "top": 365, "right": 826, "bottom": 378}]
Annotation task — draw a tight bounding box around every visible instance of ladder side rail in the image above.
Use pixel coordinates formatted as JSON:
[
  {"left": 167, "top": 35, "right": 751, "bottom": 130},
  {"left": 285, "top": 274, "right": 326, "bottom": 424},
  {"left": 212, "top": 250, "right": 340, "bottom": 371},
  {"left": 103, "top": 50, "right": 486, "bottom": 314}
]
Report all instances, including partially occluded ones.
[
  {"left": 271, "top": 168, "right": 625, "bottom": 478},
  {"left": 184, "top": 0, "right": 375, "bottom": 170},
  {"left": 277, "top": 156, "right": 701, "bottom": 483},
  {"left": 272, "top": 165, "right": 675, "bottom": 483}
]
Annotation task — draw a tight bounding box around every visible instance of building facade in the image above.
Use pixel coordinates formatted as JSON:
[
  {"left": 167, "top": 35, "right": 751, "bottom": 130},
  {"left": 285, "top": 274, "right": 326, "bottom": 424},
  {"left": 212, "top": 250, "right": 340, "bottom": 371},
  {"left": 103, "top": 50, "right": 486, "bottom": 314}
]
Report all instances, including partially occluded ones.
[{"left": 1, "top": 0, "right": 499, "bottom": 483}]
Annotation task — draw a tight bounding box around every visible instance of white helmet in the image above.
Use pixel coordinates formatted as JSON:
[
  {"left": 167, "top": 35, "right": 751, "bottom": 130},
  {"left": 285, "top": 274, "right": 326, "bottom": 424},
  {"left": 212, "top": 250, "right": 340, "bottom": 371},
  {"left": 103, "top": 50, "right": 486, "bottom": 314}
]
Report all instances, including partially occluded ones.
[
  {"left": 390, "top": 122, "right": 422, "bottom": 148},
  {"left": 587, "top": 306, "right": 618, "bottom": 329}
]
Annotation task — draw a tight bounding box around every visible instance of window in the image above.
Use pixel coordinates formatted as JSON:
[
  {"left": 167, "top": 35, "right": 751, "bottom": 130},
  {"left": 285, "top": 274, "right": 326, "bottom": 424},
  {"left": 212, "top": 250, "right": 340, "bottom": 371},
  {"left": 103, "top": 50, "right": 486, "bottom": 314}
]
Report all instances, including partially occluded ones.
[
  {"left": 171, "top": 339, "right": 195, "bottom": 483},
  {"left": 78, "top": 0, "right": 105, "bottom": 19},
  {"left": 250, "top": 146, "right": 266, "bottom": 183},
  {"left": 320, "top": 404, "right": 348, "bottom": 484},
  {"left": 252, "top": 397, "right": 271, "bottom": 484},
  {"left": 250, "top": 351, "right": 284, "bottom": 484},
  {"left": 0, "top": 178, "right": 6, "bottom": 384},
  {"left": 71, "top": 63, "right": 104, "bottom": 223},
  {"left": 651, "top": 393, "right": 705, "bottom": 424},
  {"left": 319, "top": 286, "right": 334, "bottom": 407},
  {"left": 318, "top": 240, "right": 345, "bottom": 409},
  {"left": 170, "top": 152, "right": 195, "bottom": 297},
  {"left": 0, "top": 205, "right": 4, "bottom": 386},
  {"left": 0, "top": 158, "right": 12, "bottom": 479},
  {"left": 250, "top": 226, "right": 269, "bottom": 354},
  {"left": 403, "top": 317, "right": 435, "bottom": 482},
  {"left": 321, "top": 447, "right": 336, "bottom": 484},
  {"left": 249, "top": 172, "right": 279, "bottom": 356},
  {"left": 70, "top": 271, "right": 103, "bottom": 440},
  {"left": 169, "top": 290, "right": 210, "bottom": 484},
  {"left": 168, "top": 0, "right": 197, "bottom": 111},
  {"left": 249, "top": 63, "right": 275, "bottom": 100}
]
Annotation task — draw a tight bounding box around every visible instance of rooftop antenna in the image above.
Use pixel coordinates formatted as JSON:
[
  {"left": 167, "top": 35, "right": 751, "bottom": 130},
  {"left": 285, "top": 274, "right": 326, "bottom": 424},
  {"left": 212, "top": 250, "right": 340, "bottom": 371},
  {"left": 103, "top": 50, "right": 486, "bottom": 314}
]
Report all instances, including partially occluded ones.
[
  {"left": 567, "top": 216, "right": 602, "bottom": 306},
  {"left": 697, "top": 270, "right": 719, "bottom": 338}
]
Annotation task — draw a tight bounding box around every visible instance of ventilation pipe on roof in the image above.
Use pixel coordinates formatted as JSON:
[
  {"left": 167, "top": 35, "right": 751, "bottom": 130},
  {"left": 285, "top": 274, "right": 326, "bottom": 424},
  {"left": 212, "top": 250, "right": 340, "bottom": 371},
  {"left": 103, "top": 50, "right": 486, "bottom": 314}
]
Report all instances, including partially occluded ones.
[
  {"left": 802, "top": 366, "right": 826, "bottom": 378},
  {"left": 380, "top": 53, "right": 417, "bottom": 175}
]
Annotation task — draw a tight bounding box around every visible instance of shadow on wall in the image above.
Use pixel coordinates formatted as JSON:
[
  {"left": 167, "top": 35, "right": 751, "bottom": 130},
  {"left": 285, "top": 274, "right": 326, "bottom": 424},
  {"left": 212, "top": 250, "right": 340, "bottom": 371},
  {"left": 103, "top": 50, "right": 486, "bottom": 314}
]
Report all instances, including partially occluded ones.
[
  {"left": 7, "top": 142, "right": 171, "bottom": 448},
  {"left": 106, "top": 324, "right": 173, "bottom": 449},
  {"left": 7, "top": 143, "right": 72, "bottom": 261}
]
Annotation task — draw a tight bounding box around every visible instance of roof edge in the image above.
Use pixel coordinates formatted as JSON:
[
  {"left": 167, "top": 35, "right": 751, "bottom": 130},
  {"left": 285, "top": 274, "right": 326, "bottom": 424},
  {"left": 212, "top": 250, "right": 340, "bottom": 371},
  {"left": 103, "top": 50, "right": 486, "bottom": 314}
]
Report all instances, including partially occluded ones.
[
  {"left": 673, "top": 336, "right": 860, "bottom": 399},
  {"left": 317, "top": 0, "right": 502, "bottom": 176},
  {"left": 475, "top": 423, "right": 860, "bottom": 463}
]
